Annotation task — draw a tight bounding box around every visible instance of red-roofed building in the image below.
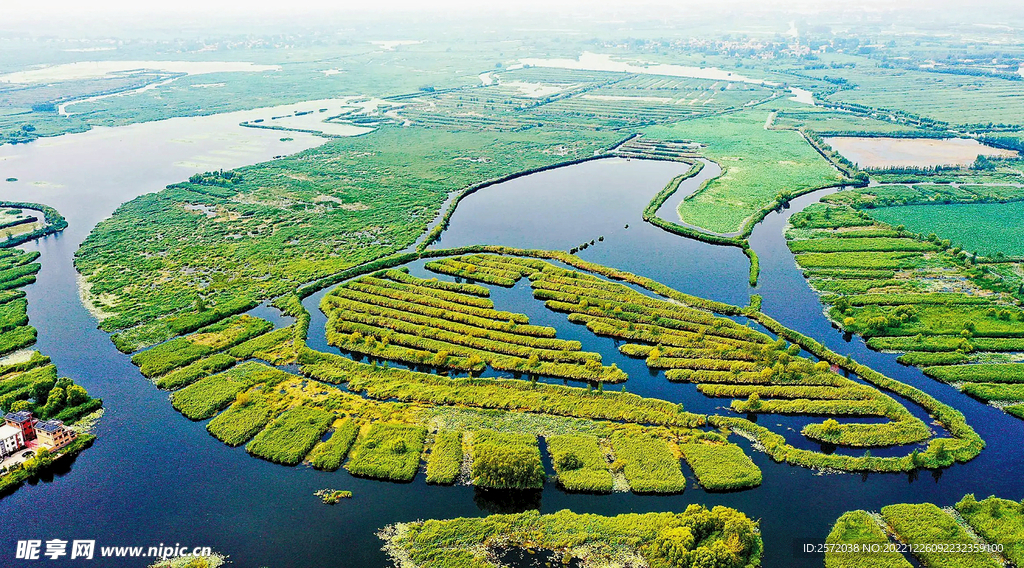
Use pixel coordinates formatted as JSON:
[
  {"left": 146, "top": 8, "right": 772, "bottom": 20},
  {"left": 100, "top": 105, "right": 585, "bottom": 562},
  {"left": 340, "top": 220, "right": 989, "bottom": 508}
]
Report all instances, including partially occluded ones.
[{"left": 3, "top": 410, "right": 36, "bottom": 442}]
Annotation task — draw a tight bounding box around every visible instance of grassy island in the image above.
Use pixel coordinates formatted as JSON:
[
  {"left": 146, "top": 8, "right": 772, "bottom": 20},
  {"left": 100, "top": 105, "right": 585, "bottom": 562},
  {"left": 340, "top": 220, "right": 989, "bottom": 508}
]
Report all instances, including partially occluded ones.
[
  {"left": 827, "top": 494, "right": 1023, "bottom": 568},
  {"left": 380, "top": 506, "right": 762, "bottom": 568},
  {"left": 116, "top": 247, "right": 983, "bottom": 491}
]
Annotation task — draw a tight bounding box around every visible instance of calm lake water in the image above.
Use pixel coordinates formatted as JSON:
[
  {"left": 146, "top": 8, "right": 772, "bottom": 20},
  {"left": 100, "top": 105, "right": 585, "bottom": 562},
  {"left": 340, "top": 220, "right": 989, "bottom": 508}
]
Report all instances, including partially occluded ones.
[
  {"left": 0, "top": 118, "right": 1021, "bottom": 568},
  {"left": 823, "top": 136, "right": 1017, "bottom": 169}
]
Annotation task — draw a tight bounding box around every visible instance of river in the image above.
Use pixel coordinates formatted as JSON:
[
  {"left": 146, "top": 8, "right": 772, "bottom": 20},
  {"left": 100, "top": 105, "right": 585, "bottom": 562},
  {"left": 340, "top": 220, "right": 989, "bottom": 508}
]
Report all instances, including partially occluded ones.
[{"left": 0, "top": 117, "right": 1022, "bottom": 568}]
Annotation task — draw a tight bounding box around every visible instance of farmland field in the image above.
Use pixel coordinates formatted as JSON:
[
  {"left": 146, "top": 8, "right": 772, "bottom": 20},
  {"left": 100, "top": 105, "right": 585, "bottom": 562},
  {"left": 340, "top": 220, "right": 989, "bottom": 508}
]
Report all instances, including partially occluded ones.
[{"left": 866, "top": 201, "right": 1024, "bottom": 257}]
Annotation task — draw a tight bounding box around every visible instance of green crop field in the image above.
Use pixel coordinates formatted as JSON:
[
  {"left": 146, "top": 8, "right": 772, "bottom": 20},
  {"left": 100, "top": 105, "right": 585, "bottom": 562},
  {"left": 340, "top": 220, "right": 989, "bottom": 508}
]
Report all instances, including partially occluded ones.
[
  {"left": 814, "top": 61, "right": 1024, "bottom": 127},
  {"left": 867, "top": 202, "right": 1024, "bottom": 257}
]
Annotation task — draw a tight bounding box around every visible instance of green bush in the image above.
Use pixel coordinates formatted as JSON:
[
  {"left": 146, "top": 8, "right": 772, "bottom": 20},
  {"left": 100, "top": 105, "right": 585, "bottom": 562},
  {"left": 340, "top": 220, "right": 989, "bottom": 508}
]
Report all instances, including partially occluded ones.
[
  {"left": 471, "top": 430, "right": 544, "bottom": 490},
  {"left": 170, "top": 362, "right": 289, "bottom": 420},
  {"left": 206, "top": 397, "right": 272, "bottom": 446},
  {"left": 324, "top": 292, "right": 554, "bottom": 337},
  {"left": 0, "top": 298, "right": 28, "bottom": 333},
  {"left": 246, "top": 406, "right": 334, "bottom": 465},
  {"left": 132, "top": 338, "right": 214, "bottom": 378},
  {"left": 346, "top": 423, "right": 426, "bottom": 481},
  {"left": 308, "top": 419, "right": 359, "bottom": 471},
  {"left": 610, "top": 430, "right": 685, "bottom": 494},
  {"left": 0, "top": 326, "right": 37, "bottom": 356},
  {"left": 956, "top": 495, "right": 1024, "bottom": 566},
  {"left": 425, "top": 258, "right": 520, "bottom": 286},
  {"left": 359, "top": 275, "right": 493, "bottom": 308},
  {"left": 339, "top": 358, "right": 706, "bottom": 428},
  {"left": 960, "top": 382, "right": 1024, "bottom": 402},
  {"left": 156, "top": 354, "right": 237, "bottom": 390},
  {"left": 789, "top": 237, "right": 937, "bottom": 253},
  {"left": 383, "top": 269, "right": 490, "bottom": 297},
  {"left": 171, "top": 376, "right": 246, "bottom": 421},
  {"left": 881, "top": 503, "right": 999, "bottom": 568},
  {"left": 189, "top": 315, "right": 274, "bottom": 350},
  {"left": 795, "top": 252, "right": 924, "bottom": 270},
  {"left": 897, "top": 351, "right": 969, "bottom": 366},
  {"left": 923, "top": 363, "right": 1024, "bottom": 383},
  {"left": 382, "top": 506, "right": 761, "bottom": 568},
  {"left": 546, "top": 434, "right": 613, "bottom": 493},
  {"left": 339, "top": 279, "right": 527, "bottom": 323},
  {"left": 680, "top": 443, "right": 762, "bottom": 491},
  {"left": 825, "top": 510, "right": 912, "bottom": 568},
  {"left": 425, "top": 430, "right": 463, "bottom": 485},
  {"left": 226, "top": 327, "right": 295, "bottom": 363}
]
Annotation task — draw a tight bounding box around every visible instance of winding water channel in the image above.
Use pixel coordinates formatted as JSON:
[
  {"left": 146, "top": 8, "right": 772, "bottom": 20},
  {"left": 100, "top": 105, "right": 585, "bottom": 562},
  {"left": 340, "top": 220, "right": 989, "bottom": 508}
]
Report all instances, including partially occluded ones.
[{"left": 0, "top": 115, "right": 1022, "bottom": 568}]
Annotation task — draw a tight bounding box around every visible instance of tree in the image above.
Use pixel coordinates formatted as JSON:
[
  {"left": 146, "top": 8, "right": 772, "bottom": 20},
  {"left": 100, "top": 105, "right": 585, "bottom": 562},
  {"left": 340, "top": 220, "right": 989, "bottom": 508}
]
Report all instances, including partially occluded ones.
[
  {"left": 933, "top": 439, "right": 950, "bottom": 464},
  {"left": 10, "top": 400, "right": 32, "bottom": 412},
  {"left": 821, "top": 418, "right": 842, "bottom": 438},
  {"left": 23, "top": 447, "right": 52, "bottom": 473},
  {"left": 432, "top": 350, "right": 450, "bottom": 367},
  {"left": 31, "top": 378, "right": 55, "bottom": 404},
  {"left": 42, "top": 387, "right": 66, "bottom": 418},
  {"left": 65, "top": 385, "right": 89, "bottom": 407},
  {"left": 746, "top": 393, "right": 761, "bottom": 410},
  {"left": 554, "top": 452, "right": 582, "bottom": 471}
]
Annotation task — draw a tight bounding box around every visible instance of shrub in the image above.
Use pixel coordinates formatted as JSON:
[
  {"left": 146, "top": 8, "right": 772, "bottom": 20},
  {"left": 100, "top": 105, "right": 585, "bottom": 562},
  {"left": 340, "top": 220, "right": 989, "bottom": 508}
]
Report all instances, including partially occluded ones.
[
  {"left": 382, "top": 506, "right": 762, "bottom": 568},
  {"left": 227, "top": 326, "right": 295, "bottom": 363},
  {"left": 425, "top": 430, "right": 463, "bottom": 484},
  {"left": 206, "top": 397, "right": 272, "bottom": 446},
  {"left": 897, "top": 351, "right": 969, "bottom": 366},
  {"left": 923, "top": 363, "right": 1024, "bottom": 383},
  {"left": 471, "top": 430, "right": 544, "bottom": 490},
  {"left": 346, "top": 423, "right": 426, "bottom": 481},
  {"left": 170, "top": 362, "right": 290, "bottom": 420},
  {"left": 955, "top": 495, "right": 1024, "bottom": 566},
  {"left": 132, "top": 338, "right": 214, "bottom": 378},
  {"left": 0, "top": 326, "right": 37, "bottom": 356},
  {"left": 246, "top": 406, "right": 335, "bottom": 465},
  {"left": 882, "top": 503, "right": 999, "bottom": 568},
  {"left": 960, "top": 383, "right": 1024, "bottom": 402},
  {"left": 383, "top": 269, "right": 489, "bottom": 297},
  {"left": 156, "top": 354, "right": 237, "bottom": 390},
  {"left": 308, "top": 420, "right": 360, "bottom": 471},
  {"left": 825, "top": 510, "right": 911, "bottom": 568},
  {"left": 610, "top": 430, "right": 685, "bottom": 494},
  {"left": 546, "top": 434, "right": 613, "bottom": 493},
  {"left": 680, "top": 443, "right": 762, "bottom": 491}
]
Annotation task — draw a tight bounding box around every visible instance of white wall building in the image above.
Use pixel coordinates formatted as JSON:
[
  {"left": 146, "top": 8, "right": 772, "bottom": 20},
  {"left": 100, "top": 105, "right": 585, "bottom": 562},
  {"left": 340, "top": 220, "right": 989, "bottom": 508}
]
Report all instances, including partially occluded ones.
[{"left": 0, "top": 424, "right": 25, "bottom": 459}]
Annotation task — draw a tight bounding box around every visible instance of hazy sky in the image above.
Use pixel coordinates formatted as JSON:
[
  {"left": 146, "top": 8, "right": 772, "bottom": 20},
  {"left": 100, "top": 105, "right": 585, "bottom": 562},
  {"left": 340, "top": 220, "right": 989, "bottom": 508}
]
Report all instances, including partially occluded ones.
[
  {"left": 2, "top": 0, "right": 1021, "bottom": 31},
  {"left": 3, "top": 0, "right": 1006, "bottom": 17}
]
